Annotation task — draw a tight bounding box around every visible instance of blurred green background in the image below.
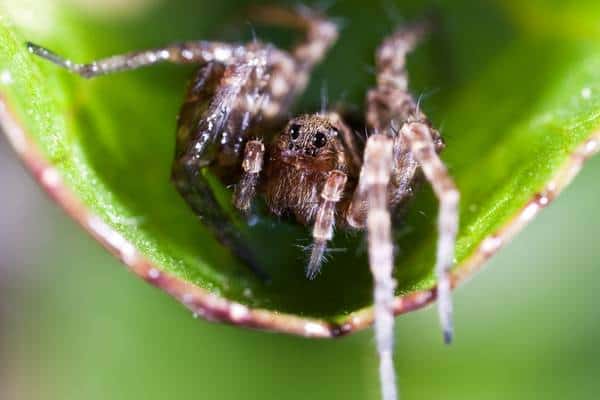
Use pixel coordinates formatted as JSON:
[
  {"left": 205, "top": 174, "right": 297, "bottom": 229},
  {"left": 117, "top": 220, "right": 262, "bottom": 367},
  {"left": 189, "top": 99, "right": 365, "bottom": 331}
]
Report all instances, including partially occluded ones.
[{"left": 2, "top": 0, "right": 600, "bottom": 399}]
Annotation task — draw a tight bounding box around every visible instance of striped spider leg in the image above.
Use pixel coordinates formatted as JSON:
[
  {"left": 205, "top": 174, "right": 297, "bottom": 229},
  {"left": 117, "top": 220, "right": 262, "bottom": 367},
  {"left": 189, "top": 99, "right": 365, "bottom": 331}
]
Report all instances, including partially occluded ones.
[{"left": 346, "top": 22, "right": 459, "bottom": 400}]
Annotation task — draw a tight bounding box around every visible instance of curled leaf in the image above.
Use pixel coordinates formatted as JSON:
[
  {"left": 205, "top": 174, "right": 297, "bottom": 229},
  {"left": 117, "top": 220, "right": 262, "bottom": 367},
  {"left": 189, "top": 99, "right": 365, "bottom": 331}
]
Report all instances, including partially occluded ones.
[{"left": 1, "top": 0, "right": 599, "bottom": 336}]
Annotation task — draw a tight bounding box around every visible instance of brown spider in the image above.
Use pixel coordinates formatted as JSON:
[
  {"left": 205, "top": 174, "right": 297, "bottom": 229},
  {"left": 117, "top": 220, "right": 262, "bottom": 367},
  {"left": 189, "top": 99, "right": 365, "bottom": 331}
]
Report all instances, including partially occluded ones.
[{"left": 28, "top": 6, "right": 459, "bottom": 400}]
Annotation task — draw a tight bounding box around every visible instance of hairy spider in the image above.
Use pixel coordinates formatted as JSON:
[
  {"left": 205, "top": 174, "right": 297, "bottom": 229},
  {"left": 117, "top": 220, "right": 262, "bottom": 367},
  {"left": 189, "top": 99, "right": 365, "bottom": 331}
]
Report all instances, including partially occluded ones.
[{"left": 28, "top": 6, "right": 459, "bottom": 400}]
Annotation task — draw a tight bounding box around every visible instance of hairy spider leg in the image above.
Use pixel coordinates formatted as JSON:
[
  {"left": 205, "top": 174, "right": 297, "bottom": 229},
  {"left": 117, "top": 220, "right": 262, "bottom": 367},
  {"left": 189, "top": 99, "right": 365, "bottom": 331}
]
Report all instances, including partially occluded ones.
[
  {"left": 27, "top": 40, "right": 239, "bottom": 78},
  {"left": 366, "top": 22, "right": 458, "bottom": 344},
  {"left": 346, "top": 23, "right": 432, "bottom": 229},
  {"left": 250, "top": 5, "right": 339, "bottom": 120},
  {"left": 363, "top": 135, "right": 397, "bottom": 400},
  {"left": 348, "top": 22, "right": 432, "bottom": 228},
  {"left": 400, "top": 122, "right": 459, "bottom": 343},
  {"left": 307, "top": 169, "right": 347, "bottom": 279},
  {"left": 344, "top": 21, "right": 458, "bottom": 400}
]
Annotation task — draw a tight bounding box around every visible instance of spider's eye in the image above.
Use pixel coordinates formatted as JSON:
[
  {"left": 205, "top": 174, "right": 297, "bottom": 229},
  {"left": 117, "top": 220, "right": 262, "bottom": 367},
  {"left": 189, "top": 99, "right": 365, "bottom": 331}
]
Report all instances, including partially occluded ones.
[
  {"left": 289, "top": 124, "right": 301, "bottom": 140},
  {"left": 313, "top": 132, "right": 327, "bottom": 148}
]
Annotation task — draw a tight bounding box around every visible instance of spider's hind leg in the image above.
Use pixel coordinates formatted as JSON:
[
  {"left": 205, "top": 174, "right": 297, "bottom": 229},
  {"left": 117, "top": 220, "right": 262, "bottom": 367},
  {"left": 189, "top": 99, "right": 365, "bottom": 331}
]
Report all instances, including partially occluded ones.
[
  {"left": 250, "top": 5, "right": 339, "bottom": 119},
  {"left": 250, "top": 4, "right": 339, "bottom": 69}
]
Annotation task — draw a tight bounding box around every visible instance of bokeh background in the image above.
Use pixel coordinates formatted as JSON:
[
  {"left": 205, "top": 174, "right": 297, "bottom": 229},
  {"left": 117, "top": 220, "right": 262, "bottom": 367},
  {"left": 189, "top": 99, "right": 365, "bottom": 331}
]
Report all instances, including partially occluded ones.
[{"left": 2, "top": 0, "right": 600, "bottom": 399}]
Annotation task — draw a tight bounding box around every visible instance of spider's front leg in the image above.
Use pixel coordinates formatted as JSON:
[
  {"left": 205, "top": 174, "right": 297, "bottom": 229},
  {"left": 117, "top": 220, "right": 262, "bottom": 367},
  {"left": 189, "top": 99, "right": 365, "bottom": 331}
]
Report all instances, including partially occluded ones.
[
  {"left": 345, "top": 21, "right": 459, "bottom": 400},
  {"left": 401, "top": 121, "right": 459, "bottom": 343},
  {"left": 360, "top": 134, "right": 397, "bottom": 400},
  {"left": 27, "top": 40, "right": 237, "bottom": 78},
  {"left": 365, "top": 21, "right": 459, "bottom": 344}
]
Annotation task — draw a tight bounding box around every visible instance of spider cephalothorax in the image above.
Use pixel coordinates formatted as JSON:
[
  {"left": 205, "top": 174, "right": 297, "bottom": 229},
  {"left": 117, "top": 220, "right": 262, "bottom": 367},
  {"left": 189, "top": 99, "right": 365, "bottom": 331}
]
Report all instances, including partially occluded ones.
[{"left": 28, "top": 7, "right": 459, "bottom": 400}]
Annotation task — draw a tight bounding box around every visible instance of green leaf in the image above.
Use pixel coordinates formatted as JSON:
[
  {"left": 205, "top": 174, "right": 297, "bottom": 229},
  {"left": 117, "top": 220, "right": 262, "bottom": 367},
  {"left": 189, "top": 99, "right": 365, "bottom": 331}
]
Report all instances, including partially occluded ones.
[{"left": 1, "top": 0, "right": 599, "bottom": 336}]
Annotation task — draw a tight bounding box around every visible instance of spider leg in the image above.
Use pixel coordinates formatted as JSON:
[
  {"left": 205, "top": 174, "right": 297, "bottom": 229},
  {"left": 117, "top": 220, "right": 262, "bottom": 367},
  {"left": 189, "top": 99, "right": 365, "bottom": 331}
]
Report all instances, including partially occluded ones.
[
  {"left": 250, "top": 4, "right": 338, "bottom": 69},
  {"left": 367, "top": 22, "right": 429, "bottom": 122},
  {"left": 362, "top": 134, "right": 397, "bottom": 400},
  {"left": 343, "top": 21, "right": 457, "bottom": 400},
  {"left": 307, "top": 170, "right": 347, "bottom": 279},
  {"left": 364, "top": 22, "right": 458, "bottom": 344},
  {"left": 252, "top": 5, "right": 338, "bottom": 119},
  {"left": 362, "top": 22, "right": 433, "bottom": 225},
  {"left": 233, "top": 140, "right": 265, "bottom": 213},
  {"left": 172, "top": 59, "right": 270, "bottom": 282},
  {"left": 27, "top": 40, "right": 237, "bottom": 78},
  {"left": 401, "top": 121, "right": 459, "bottom": 344}
]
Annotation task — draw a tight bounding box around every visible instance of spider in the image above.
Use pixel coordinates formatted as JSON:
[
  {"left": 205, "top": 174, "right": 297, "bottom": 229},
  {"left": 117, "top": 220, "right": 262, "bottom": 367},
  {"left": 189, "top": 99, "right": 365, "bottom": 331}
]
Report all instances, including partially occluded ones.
[{"left": 28, "top": 6, "right": 459, "bottom": 400}]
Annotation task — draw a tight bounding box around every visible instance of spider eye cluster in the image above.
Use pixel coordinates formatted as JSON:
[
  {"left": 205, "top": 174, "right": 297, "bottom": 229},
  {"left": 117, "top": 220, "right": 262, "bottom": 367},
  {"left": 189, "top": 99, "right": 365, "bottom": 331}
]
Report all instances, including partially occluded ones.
[
  {"left": 288, "top": 124, "right": 328, "bottom": 147},
  {"left": 285, "top": 119, "right": 336, "bottom": 157}
]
